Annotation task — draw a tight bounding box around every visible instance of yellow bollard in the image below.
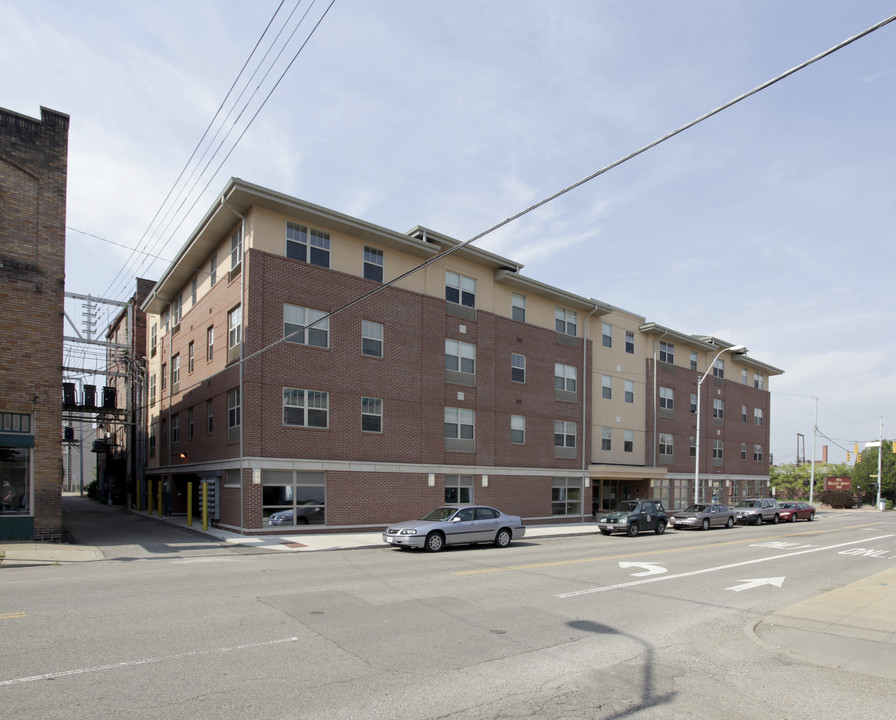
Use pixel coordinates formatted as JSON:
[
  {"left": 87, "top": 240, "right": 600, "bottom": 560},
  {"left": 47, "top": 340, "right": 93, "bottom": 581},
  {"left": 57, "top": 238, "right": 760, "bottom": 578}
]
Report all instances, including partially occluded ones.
[
  {"left": 187, "top": 481, "right": 193, "bottom": 526},
  {"left": 202, "top": 482, "right": 208, "bottom": 531},
  {"left": 148, "top": 480, "right": 153, "bottom": 514}
]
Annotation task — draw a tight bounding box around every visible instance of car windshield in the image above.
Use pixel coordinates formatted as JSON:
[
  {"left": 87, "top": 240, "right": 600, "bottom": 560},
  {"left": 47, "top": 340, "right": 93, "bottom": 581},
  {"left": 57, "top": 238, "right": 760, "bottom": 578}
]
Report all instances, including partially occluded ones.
[
  {"left": 614, "top": 501, "right": 640, "bottom": 513},
  {"left": 779, "top": 503, "right": 796, "bottom": 509},
  {"left": 740, "top": 500, "right": 761, "bottom": 508},
  {"left": 421, "top": 507, "right": 459, "bottom": 522},
  {"left": 684, "top": 504, "right": 707, "bottom": 513}
]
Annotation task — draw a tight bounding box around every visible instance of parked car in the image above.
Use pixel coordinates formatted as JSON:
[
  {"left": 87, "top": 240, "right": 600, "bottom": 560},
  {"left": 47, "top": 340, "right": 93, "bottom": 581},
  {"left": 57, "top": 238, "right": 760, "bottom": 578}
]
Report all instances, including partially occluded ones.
[
  {"left": 382, "top": 504, "right": 526, "bottom": 552},
  {"left": 669, "top": 503, "right": 735, "bottom": 530},
  {"left": 778, "top": 501, "right": 816, "bottom": 522},
  {"left": 597, "top": 499, "right": 667, "bottom": 536},
  {"left": 268, "top": 500, "right": 325, "bottom": 526},
  {"left": 733, "top": 498, "right": 781, "bottom": 525}
]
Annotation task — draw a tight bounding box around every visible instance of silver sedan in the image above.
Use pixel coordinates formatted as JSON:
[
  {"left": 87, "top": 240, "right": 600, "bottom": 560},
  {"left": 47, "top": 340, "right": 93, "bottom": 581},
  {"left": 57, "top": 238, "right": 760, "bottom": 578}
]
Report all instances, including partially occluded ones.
[
  {"left": 382, "top": 504, "right": 526, "bottom": 552},
  {"left": 669, "top": 503, "right": 735, "bottom": 530}
]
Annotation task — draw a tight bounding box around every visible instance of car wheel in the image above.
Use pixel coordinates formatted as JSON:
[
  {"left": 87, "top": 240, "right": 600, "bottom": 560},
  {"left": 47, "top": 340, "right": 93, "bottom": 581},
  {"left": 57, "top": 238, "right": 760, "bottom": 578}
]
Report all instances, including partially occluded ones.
[
  {"left": 790, "top": 513, "right": 798, "bottom": 523},
  {"left": 655, "top": 520, "right": 666, "bottom": 535},
  {"left": 754, "top": 514, "right": 762, "bottom": 526},
  {"left": 701, "top": 518, "right": 710, "bottom": 531},
  {"left": 494, "top": 528, "right": 512, "bottom": 548},
  {"left": 599, "top": 528, "right": 612, "bottom": 536},
  {"left": 772, "top": 514, "right": 779, "bottom": 524},
  {"left": 808, "top": 512, "right": 815, "bottom": 521},
  {"left": 627, "top": 522, "right": 640, "bottom": 537},
  {"left": 725, "top": 516, "right": 734, "bottom": 528},
  {"left": 424, "top": 532, "right": 445, "bottom": 552}
]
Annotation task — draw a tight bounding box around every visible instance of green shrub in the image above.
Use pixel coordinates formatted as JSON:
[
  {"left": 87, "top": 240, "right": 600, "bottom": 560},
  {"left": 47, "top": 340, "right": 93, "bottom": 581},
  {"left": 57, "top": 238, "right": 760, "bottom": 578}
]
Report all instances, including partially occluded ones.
[
  {"left": 819, "top": 489, "right": 854, "bottom": 508},
  {"left": 85, "top": 480, "right": 98, "bottom": 499}
]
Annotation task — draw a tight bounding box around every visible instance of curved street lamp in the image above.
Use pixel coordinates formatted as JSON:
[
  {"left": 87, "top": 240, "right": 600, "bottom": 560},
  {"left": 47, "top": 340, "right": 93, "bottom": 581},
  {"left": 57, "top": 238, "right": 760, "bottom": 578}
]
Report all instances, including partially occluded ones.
[{"left": 694, "top": 344, "right": 747, "bottom": 504}]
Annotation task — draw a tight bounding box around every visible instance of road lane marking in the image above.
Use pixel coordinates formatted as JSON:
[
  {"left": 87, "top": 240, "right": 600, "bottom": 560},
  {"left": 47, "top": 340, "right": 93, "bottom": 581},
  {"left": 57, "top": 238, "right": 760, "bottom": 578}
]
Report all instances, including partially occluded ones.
[
  {"left": 0, "top": 636, "right": 299, "bottom": 687},
  {"left": 619, "top": 562, "right": 667, "bottom": 576},
  {"left": 555, "top": 534, "right": 895, "bottom": 598},
  {"left": 727, "top": 577, "right": 785, "bottom": 592},
  {"left": 0, "top": 611, "right": 26, "bottom": 621}
]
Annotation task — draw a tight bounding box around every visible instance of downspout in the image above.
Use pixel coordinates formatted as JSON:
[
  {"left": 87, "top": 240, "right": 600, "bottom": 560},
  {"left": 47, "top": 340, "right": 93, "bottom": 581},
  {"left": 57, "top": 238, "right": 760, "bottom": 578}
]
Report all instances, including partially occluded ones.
[
  {"left": 221, "top": 195, "right": 246, "bottom": 533},
  {"left": 582, "top": 304, "right": 600, "bottom": 519},
  {"left": 651, "top": 330, "right": 668, "bottom": 468}
]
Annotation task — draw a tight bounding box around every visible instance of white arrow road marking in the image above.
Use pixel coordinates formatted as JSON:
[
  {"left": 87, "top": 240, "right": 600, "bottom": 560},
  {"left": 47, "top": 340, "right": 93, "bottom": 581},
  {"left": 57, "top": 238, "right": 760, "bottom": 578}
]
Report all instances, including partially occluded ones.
[
  {"left": 619, "top": 562, "right": 667, "bottom": 577},
  {"left": 727, "top": 577, "right": 785, "bottom": 592},
  {"left": 556, "top": 534, "right": 895, "bottom": 598}
]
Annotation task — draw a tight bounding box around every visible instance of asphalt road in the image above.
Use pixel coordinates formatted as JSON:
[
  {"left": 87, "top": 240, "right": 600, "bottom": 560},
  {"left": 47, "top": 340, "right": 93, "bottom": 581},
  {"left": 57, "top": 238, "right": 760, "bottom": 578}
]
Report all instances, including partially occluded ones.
[{"left": 3, "top": 501, "right": 896, "bottom": 719}]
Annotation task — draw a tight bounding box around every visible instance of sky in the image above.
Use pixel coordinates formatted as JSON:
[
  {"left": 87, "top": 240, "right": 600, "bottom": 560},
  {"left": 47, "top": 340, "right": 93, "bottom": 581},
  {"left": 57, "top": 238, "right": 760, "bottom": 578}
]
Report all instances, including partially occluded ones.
[{"left": 3, "top": 0, "right": 895, "bottom": 465}]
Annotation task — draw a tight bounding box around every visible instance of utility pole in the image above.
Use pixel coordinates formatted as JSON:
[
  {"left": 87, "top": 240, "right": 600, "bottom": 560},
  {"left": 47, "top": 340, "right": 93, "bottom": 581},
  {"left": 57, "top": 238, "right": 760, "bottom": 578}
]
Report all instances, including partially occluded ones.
[{"left": 809, "top": 397, "right": 818, "bottom": 505}]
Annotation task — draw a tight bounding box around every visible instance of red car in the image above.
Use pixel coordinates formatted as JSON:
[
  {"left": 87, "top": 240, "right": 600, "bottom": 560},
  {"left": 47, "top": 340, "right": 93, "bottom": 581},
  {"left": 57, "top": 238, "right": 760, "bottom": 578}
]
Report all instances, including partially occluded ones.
[{"left": 778, "top": 502, "right": 815, "bottom": 522}]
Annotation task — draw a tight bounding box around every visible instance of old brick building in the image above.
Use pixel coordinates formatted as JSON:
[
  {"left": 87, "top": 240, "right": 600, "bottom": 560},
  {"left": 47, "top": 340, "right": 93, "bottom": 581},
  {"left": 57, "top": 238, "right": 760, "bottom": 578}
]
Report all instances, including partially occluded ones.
[
  {"left": 142, "top": 178, "right": 782, "bottom": 534},
  {"left": 0, "top": 106, "right": 69, "bottom": 540}
]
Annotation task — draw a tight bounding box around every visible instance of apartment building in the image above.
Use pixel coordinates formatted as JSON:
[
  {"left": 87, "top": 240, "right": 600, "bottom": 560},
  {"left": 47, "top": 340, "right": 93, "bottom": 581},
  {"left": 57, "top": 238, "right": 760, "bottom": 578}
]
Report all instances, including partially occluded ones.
[
  {"left": 0, "top": 105, "right": 69, "bottom": 540},
  {"left": 141, "top": 178, "right": 781, "bottom": 533}
]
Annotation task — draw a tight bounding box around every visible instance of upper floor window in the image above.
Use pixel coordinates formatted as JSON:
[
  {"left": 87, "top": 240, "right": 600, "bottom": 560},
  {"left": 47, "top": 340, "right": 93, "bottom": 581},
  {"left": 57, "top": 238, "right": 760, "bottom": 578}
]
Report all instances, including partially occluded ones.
[
  {"left": 601, "top": 322, "right": 612, "bottom": 348},
  {"left": 171, "top": 355, "right": 180, "bottom": 391},
  {"left": 712, "top": 439, "right": 724, "bottom": 460},
  {"left": 511, "top": 293, "right": 526, "bottom": 322},
  {"left": 283, "top": 388, "right": 329, "bottom": 428},
  {"left": 659, "top": 386, "right": 674, "bottom": 410},
  {"left": 624, "top": 380, "right": 634, "bottom": 404},
  {"left": 659, "top": 341, "right": 674, "bottom": 364},
  {"left": 363, "top": 246, "right": 384, "bottom": 282},
  {"left": 601, "top": 426, "right": 612, "bottom": 451},
  {"left": 444, "top": 407, "right": 475, "bottom": 440},
  {"left": 601, "top": 374, "right": 612, "bottom": 400},
  {"left": 191, "top": 276, "right": 198, "bottom": 306},
  {"left": 690, "top": 351, "right": 698, "bottom": 371},
  {"left": 445, "top": 270, "right": 476, "bottom": 308},
  {"left": 150, "top": 324, "right": 157, "bottom": 358},
  {"left": 227, "top": 387, "right": 241, "bottom": 440},
  {"left": 284, "top": 304, "right": 329, "bottom": 348},
  {"left": 741, "top": 368, "right": 748, "bottom": 385},
  {"left": 511, "top": 353, "right": 526, "bottom": 383},
  {"left": 445, "top": 339, "right": 475, "bottom": 375},
  {"left": 286, "top": 221, "right": 330, "bottom": 268},
  {"left": 555, "top": 363, "right": 577, "bottom": 393},
  {"left": 625, "top": 330, "right": 635, "bottom": 354},
  {"left": 362, "top": 397, "right": 383, "bottom": 432},
  {"left": 741, "top": 404, "right": 748, "bottom": 423},
  {"left": 171, "top": 294, "right": 182, "bottom": 328},
  {"left": 188, "top": 342, "right": 195, "bottom": 374},
  {"left": 753, "top": 444, "right": 763, "bottom": 461},
  {"left": 207, "top": 326, "right": 215, "bottom": 361},
  {"left": 754, "top": 373, "right": 765, "bottom": 390},
  {"left": 511, "top": 414, "right": 525, "bottom": 444},
  {"left": 690, "top": 393, "right": 697, "bottom": 413},
  {"left": 230, "top": 228, "right": 242, "bottom": 270},
  {"left": 624, "top": 429, "right": 634, "bottom": 453},
  {"left": 713, "top": 357, "right": 725, "bottom": 379},
  {"left": 754, "top": 408, "right": 764, "bottom": 426},
  {"left": 362, "top": 320, "right": 383, "bottom": 358},
  {"left": 554, "top": 420, "right": 576, "bottom": 448},
  {"left": 209, "top": 252, "right": 217, "bottom": 286},
  {"left": 555, "top": 307, "right": 576, "bottom": 337},
  {"left": 228, "top": 306, "right": 242, "bottom": 350},
  {"left": 149, "top": 374, "right": 157, "bottom": 406},
  {"left": 659, "top": 433, "right": 673, "bottom": 457},
  {"left": 713, "top": 398, "right": 724, "bottom": 419}
]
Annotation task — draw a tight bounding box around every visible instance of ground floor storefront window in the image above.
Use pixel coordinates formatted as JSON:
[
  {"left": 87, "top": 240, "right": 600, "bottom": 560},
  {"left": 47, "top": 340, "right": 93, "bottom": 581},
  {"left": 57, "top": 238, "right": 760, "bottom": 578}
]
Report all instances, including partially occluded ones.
[
  {"left": 262, "top": 470, "right": 325, "bottom": 526},
  {"left": 1, "top": 447, "right": 31, "bottom": 516},
  {"left": 444, "top": 474, "right": 473, "bottom": 503},
  {"left": 552, "top": 477, "right": 582, "bottom": 515}
]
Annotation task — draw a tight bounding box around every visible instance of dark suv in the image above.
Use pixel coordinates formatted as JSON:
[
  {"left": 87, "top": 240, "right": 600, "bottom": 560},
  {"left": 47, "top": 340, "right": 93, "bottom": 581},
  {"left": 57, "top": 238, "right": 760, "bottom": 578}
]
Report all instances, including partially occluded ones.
[{"left": 597, "top": 499, "right": 667, "bottom": 536}]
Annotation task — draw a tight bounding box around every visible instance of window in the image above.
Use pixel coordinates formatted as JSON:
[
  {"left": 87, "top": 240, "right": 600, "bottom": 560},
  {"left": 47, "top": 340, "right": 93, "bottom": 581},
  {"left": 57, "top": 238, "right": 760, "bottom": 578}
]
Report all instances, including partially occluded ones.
[
  {"left": 162, "top": 309, "right": 169, "bottom": 334},
  {"left": 209, "top": 253, "right": 217, "bottom": 286},
  {"left": 511, "top": 415, "right": 525, "bottom": 444},
  {"left": 283, "top": 388, "right": 329, "bottom": 428},
  {"left": 690, "top": 351, "right": 698, "bottom": 371},
  {"left": 741, "top": 443, "right": 747, "bottom": 461},
  {"left": 171, "top": 414, "right": 180, "bottom": 444},
  {"left": 0, "top": 434, "right": 31, "bottom": 516},
  {"left": 206, "top": 400, "right": 214, "bottom": 434},
  {"left": 601, "top": 374, "right": 612, "bottom": 400},
  {"left": 161, "top": 418, "right": 167, "bottom": 446},
  {"left": 659, "top": 386, "right": 674, "bottom": 411},
  {"left": 741, "top": 368, "right": 748, "bottom": 385},
  {"left": 188, "top": 342, "right": 195, "bottom": 374},
  {"left": 227, "top": 388, "right": 240, "bottom": 442},
  {"left": 262, "top": 470, "right": 326, "bottom": 526},
  {"left": 230, "top": 228, "right": 242, "bottom": 270},
  {"left": 171, "top": 294, "right": 182, "bottom": 328},
  {"left": 754, "top": 408, "right": 764, "bottom": 426},
  {"left": 659, "top": 433, "right": 673, "bottom": 457},
  {"left": 690, "top": 437, "right": 697, "bottom": 457},
  {"left": 742, "top": 404, "right": 748, "bottom": 423},
  {"left": 713, "top": 357, "right": 725, "bottom": 378},
  {"left": 554, "top": 363, "right": 577, "bottom": 393},
  {"left": 754, "top": 444, "right": 763, "bottom": 461},
  {"left": 149, "top": 429, "right": 156, "bottom": 458},
  {"left": 601, "top": 322, "right": 612, "bottom": 348},
  {"left": 171, "top": 354, "right": 180, "bottom": 392},
  {"left": 555, "top": 307, "right": 576, "bottom": 336},
  {"left": 713, "top": 398, "right": 724, "bottom": 419},
  {"left": 362, "top": 397, "right": 382, "bottom": 432},
  {"left": 284, "top": 304, "right": 329, "bottom": 348},
  {"left": 601, "top": 426, "right": 611, "bottom": 451},
  {"left": 511, "top": 353, "right": 526, "bottom": 383},
  {"left": 444, "top": 475, "right": 473, "bottom": 503},
  {"left": 362, "top": 320, "right": 383, "bottom": 358},
  {"left": 149, "top": 374, "right": 157, "bottom": 406},
  {"left": 445, "top": 270, "right": 476, "bottom": 308},
  {"left": 754, "top": 373, "right": 765, "bottom": 390},
  {"left": 445, "top": 339, "right": 476, "bottom": 375},
  {"left": 690, "top": 393, "right": 697, "bottom": 413},
  {"left": 207, "top": 326, "right": 215, "bottom": 361},
  {"left": 188, "top": 407, "right": 194, "bottom": 439},
  {"left": 228, "top": 306, "right": 242, "bottom": 352},
  {"left": 625, "top": 330, "right": 634, "bottom": 354},
  {"left": 511, "top": 292, "right": 526, "bottom": 322},
  {"left": 624, "top": 429, "right": 634, "bottom": 453},
  {"left": 659, "top": 341, "right": 674, "bottom": 364},
  {"left": 150, "top": 324, "right": 157, "bottom": 357},
  {"left": 286, "top": 221, "right": 331, "bottom": 268},
  {"left": 363, "top": 246, "right": 384, "bottom": 282},
  {"left": 191, "top": 276, "right": 198, "bottom": 306},
  {"left": 161, "top": 362, "right": 167, "bottom": 391},
  {"left": 624, "top": 380, "right": 634, "bottom": 404},
  {"left": 444, "top": 407, "right": 475, "bottom": 440},
  {"left": 713, "top": 439, "right": 724, "bottom": 460},
  {"left": 554, "top": 420, "right": 576, "bottom": 448},
  {"left": 552, "top": 477, "right": 582, "bottom": 516}
]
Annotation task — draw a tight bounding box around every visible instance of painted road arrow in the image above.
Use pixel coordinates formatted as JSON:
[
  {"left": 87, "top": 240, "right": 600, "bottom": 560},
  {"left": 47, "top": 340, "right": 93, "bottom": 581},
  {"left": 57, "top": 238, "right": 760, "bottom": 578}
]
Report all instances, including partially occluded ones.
[
  {"left": 619, "top": 562, "right": 667, "bottom": 577},
  {"left": 726, "top": 577, "right": 785, "bottom": 592}
]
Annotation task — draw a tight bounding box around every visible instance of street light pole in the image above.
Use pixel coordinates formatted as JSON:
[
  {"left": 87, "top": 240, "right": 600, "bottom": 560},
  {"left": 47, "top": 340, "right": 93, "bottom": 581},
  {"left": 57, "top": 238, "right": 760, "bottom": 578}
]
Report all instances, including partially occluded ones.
[{"left": 694, "top": 345, "right": 747, "bottom": 505}]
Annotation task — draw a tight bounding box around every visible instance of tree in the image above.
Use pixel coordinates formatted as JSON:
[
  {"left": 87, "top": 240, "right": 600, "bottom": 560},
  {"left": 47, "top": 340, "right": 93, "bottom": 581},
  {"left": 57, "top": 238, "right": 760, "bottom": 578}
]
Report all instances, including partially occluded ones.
[
  {"left": 851, "top": 440, "right": 896, "bottom": 502},
  {"left": 769, "top": 462, "right": 853, "bottom": 500}
]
